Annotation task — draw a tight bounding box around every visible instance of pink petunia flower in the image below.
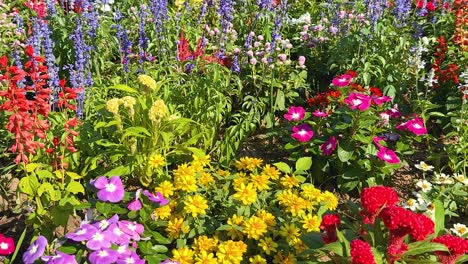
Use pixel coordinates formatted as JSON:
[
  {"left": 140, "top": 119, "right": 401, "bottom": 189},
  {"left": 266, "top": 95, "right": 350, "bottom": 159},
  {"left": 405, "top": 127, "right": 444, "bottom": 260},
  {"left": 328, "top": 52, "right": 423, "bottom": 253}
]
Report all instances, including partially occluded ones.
[
  {"left": 332, "top": 74, "right": 353, "bottom": 87},
  {"left": 0, "top": 234, "right": 15, "bottom": 255},
  {"left": 142, "top": 190, "right": 169, "bottom": 205},
  {"left": 291, "top": 124, "right": 314, "bottom": 142},
  {"left": 65, "top": 224, "right": 98, "bottom": 242},
  {"left": 284, "top": 106, "right": 306, "bottom": 121},
  {"left": 376, "top": 147, "right": 400, "bottom": 164},
  {"left": 320, "top": 136, "right": 337, "bottom": 155},
  {"left": 88, "top": 249, "right": 118, "bottom": 264},
  {"left": 344, "top": 93, "right": 372, "bottom": 111},
  {"left": 396, "top": 116, "right": 427, "bottom": 135},
  {"left": 312, "top": 109, "right": 329, "bottom": 118},
  {"left": 92, "top": 176, "right": 125, "bottom": 203}
]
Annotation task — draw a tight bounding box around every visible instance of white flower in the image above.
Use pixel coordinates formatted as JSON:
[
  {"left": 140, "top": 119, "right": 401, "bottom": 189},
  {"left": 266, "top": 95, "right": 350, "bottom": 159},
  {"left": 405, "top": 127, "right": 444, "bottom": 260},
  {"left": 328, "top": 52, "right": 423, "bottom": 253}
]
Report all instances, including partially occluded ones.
[
  {"left": 288, "top": 13, "right": 311, "bottom": 25},
  {"left": 433, "top": 172, "right": 454, "bottom": 184},
  {"left": 453, "top": 174, "right": 468, "bottom": 185},
  {"left": 416, "top": 179, "right": 433, "bottom": 193},
  {"left": 403, "top": 198, "right": 419, "bottom": 211},
  {"left": 415, "top": 161, "right": 434, "bottom": 172},
  {"left": 450, "top": 223, "right": 468, "bottom": 237}
]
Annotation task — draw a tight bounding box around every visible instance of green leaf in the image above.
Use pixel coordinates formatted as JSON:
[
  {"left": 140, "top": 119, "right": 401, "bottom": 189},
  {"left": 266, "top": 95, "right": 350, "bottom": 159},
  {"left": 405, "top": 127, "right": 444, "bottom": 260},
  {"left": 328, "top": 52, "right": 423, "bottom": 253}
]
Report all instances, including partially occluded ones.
[
  {"left": 403, "top": 241, "right": 448, "bottom": 256},
  {"left": 56, "top": 246, "right": 77, "bottom": 254},
  {"left": 19, "top": 175, "right": 40, "bottom": 196},
  {"left": 109, "top": 84, "right": 139, "bottom": 94},
  {"left": 36, "top": 170, "right": 54, "bottom": 179},
  {"left": 296, "top": 157, "right": 312, "bottom": 172},
  {"left": 66, "top": 181, "right": 85, "bottom": 194},
  {"left": 337, "top": 145, "right": 353, "bottom": 162},
  {"left": 275, "top": 90, "right": 285, "bottom": 110},
  {"left": 151, "top": 245, "right": 168, "bottom": 253},
  {"left": 66, "top": 172, "right": 83, "bottom": 179},
  {"left": 274, "top": 162, "right": 291, "bottom": 174},
  {"left": 433, "top": 199, "right": 445, "bottom": 235},
  {"left": 105, "top": 166, "right": 131, "bottom": 176},
  {"left": 301, "top": 232, "right": 324, "bottom": 249},
  {"left": 456, "top": 255, "right": 468, "bottom": 264},
  {"left": 321, "top": 241, "right": 344, "bottom": 256}
]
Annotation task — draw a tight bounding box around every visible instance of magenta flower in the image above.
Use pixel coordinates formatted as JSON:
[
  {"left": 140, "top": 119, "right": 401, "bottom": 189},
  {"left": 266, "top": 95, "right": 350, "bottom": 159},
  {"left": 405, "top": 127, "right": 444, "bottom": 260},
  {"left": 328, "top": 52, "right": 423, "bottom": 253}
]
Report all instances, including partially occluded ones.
[
  {"left": 142, "top": 190, "right": 169, "bottom": 205},
  {"left": 116, "top": 252, "right": 145, "bottom": 264},
  {"left": 372, "top": 136, "right": 384, "bottom": 148},
  {"left": 127, "top": 199, "right": 142, "bottom": 211},
  {"left": 291, "top": 124, "right": 314, "bottom": 142},
  {"left": 344, "top": 93, "right": 372, "bottom": 111},
  {"left": 88, "top": 248, "right": 118, "bottom": 264},
  {"left": 320, "top": 136, "right": 337, "bottom": 155},
  {"left": 42, "top": 251, "right": 77, "bottom": 264},
  {"left": 86, "top": 230, "right": 112, "bottom": 250},
  {"left": 66, "top": 224, "right": 98, "bottom": 242},
  {"left": 376, "top": 147, "right": 400, "bottom": 164},
  {"left": 92, "top": 176, "right": 125, "bottom": 203},
  {"left": 312, "top": 109, "right": 329, "bottom": 118},
  {"left": 372, "top": 95, "right": 392, "bottom": 106},
  {"left": 23, "top": 236, "right": 48, "bottom": 264},
  {"left": 93, "top": 214, "right": 119, "bottom": 231},
  {"left": 107, "top": 223, "right": 131, "bottom": 245},
  {"left": 118, "top": 221, "right": 144, "bottom": 241},
  {"left": 332, "top": 74, "right": 353, "bottom": 87},
  {"left": 284, "top": 106, "right": 306, "bottom": 121},
  {"left": 396, "top": 117, "right": 427, "bottom": 135},
  {"left": 116, "top": 244, "right": 132, "bottom": 256}
]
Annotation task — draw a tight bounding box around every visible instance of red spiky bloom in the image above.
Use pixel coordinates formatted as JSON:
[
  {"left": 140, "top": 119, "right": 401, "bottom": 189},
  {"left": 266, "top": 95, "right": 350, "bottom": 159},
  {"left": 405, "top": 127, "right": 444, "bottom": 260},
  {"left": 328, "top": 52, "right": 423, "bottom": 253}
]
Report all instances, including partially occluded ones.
[
  {"left": 350, "top": 239, "right": 376, "bottom": 264},
  {"left": 360, "top": 186, "right": 399, "bottom": 224},
  {"left": 320, "top": 214, "right": 340, "bottom": 243},
  {"left": 432, "top": 235, "right": 468, "bottom": 264}
]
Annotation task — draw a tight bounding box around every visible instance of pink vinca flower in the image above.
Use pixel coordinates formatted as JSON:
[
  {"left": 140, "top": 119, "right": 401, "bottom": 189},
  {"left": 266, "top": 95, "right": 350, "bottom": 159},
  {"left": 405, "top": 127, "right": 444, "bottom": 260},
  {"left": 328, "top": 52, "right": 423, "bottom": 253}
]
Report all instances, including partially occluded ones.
[
  {"left": 372, "top": 95, "right": 392, "bottom": 106},
  {"left": 321, "top": 136, "right": 337, "bottom": 155},
  {"left": 92, "top": 176, "right": 125, "bottom": 203},
  {"left": 284, "top": 106, "right": 306, "bottom": 121},
  {"left": 312, "top": 109, "right": 329, "bottom": 118},
  {"left": 376, "top": 147, "right": 400, "bottom": 164},
  {"left": 396, "top": 116, "right": 427, "bottom": 135},
  {"left": 332, "top": 74, "right": 353, "bottom": 87},
  {"left": 291, "top": 124, "right": 314, "bottom": 142},
  {"left": 344, "top": 93, "right": 372, "bottom": 111}
]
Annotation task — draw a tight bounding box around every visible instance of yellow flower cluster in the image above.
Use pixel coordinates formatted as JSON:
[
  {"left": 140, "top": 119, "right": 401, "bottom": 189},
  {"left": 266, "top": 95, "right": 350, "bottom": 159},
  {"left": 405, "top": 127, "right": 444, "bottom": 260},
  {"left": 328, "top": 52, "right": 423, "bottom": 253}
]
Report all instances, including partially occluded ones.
[
  {"left": 148, "top": 153, "right": 165, "bottom": 169},
  {"left": 105, "top": 96, "right": 137, "bottom": 117},
  {"left": 137, "top": 74, "right": 158, "bottom": 91},
  {"left": 149, "top": 99, "right": 168, "bottom": 123},
  {"left": 234, "top": 157, "right": 263, "bottom": 171},
  {"left": 157, "top": 156, "right": 338, "bottom": 263}
]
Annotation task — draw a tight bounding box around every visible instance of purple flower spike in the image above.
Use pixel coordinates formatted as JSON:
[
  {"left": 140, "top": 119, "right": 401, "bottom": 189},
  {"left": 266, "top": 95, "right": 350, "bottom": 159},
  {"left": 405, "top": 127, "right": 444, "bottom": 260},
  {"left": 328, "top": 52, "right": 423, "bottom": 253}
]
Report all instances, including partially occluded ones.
[
  {"left": 86, "top": 231, "right": 112, "bottom": 250},
  {"left": 116, "top": 251, "right": 146, "bottom": 264},
  {"left": 42, "top": 251, "right": 78, "bottom": 264},
  {"left": 118, "top": 221, "right": 144, "bottom": 241},
  {"left": 93, "top": 176, "right": 125, "bottom": 203},
  {"left": 66, "top": 224, "right": 98, "bottom": 241},
  {"left": 23, "top": 236, "right": 48, "bottom": 264},
  {"left": 143, "top": 190, "right": 169, "bottom": 205},
  {"left": 89, "top": 248, "right": 118, "bottom": 264}
]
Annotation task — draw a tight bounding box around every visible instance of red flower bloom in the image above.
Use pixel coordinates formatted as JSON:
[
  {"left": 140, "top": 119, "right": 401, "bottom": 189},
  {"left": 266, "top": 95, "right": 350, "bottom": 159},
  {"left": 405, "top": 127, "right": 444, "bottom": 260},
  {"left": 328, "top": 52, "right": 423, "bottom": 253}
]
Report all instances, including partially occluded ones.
[
  {"left": 346, "top": 70, "right": 358, "bottom": 78},
  {"left": 369, "top": 87, "right": 383, "bottom": 97},
  {"left": 360, "top": 186, "right": 399, "bottom": 224},
  {"left": 320, "top": 214, "right": 340, "bottom": 243},
  {"left": 432, "top": 235, "right": 468, "bottom": 264},
  {"left": 409, "top": 213, "right": 434, "bottom": 241},
  {"left": 350, "top": 239, "right": 376, "bottom": 264}
]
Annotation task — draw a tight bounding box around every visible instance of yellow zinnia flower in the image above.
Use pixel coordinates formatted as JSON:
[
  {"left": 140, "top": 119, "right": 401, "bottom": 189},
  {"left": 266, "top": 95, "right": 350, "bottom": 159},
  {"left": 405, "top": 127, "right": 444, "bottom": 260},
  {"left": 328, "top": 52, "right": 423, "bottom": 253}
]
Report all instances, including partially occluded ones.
[
  {"left": 172, "top": 246, "right": 194, "bottom": 264},
  {"left": 256, "top": 210, "right": 276, "bottom": 227},
  {"left": 321, "top": 191, "right": 338, "bottom": 210},
  {"left": 166, "top": 217, "right": 190, "bottom": 239},
  {"left": 243, "top": 216, "right": 268, "bottom": 240},
  {"left": 234, "top": 157, "right": 263, "bottom": 171},
  {"left": 148, "top": 153, "right": 165, "bottom": 169},
  {"left": 154, "top": 204, "right": 172, "bottom": 220},
  {"left": 233, "top": 183, "right": 257, "bottom": 205},
  {"left": 174, "top": 163, "right": 198, "bottom": 192},
  {"left": 184, "top": 194, "right": 209, "bottom": 217},
  {"left": 301, "top": 214, "right": 321, "bottom": 232},
  {"left": 198, "top": 172, "right": 215, "bottom": 187},
  {"left": 273, "top": 252, "right": 296, "bottom": 264},
  {"left": 155, "top": 180, "right": 175, "bottom": 198},
  {"left": 249, "top": 255, "right": 267, "bottom": 264},
  {"left": 258, "top": 237, "right": 278, "bottom": 255},
  {"left": 279, "top": 223, "right": 300, "bottom": 242},
  {"left": 261, "top": 164, "right": 281, "bottom": 180},
  {"left": 217, "top": 240, "right": 247, "bottom": 264},
  {"left": 194, "top": 251, "right": 217, "bottom": 264},
  {"left": 250, "top": 174, "right": 271, "bottom": 191},
  {"left": 280, "top": 175, "right": 301, "bottom": 189},
  {"left": 193, "top": 235, "right": 218, "bottom": 253}
]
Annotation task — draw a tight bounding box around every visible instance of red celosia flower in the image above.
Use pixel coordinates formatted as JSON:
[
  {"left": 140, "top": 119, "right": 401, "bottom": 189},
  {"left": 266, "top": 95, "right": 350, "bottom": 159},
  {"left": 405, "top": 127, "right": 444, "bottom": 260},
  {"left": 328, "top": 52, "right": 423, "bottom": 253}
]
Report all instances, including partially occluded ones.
[
  {"left": 350, "top": 239, "right": 376, "bottom": 264},
  {"left": 320, "top": 214, "right": 340, "bottom": 243},
  {"left": 426, "top": 1, "right": 436, "bottom": 11},
  {"left": 360, "top": 186, "right": 399, "bottom": 224},
  {"left": 346, "top": 70, "right": 358, "bottom": 78},
  {"left": 409, "top": 213, "right": 434, "bottom": 241},
  {"left": 369, "top": 87, "right": 383, "bottom": 97},
  {"left": 432, "top": 235, "right": 468, "bottom": 264},
  {"left": 0, "top": 234, "right": 15, "bottom": 255}
]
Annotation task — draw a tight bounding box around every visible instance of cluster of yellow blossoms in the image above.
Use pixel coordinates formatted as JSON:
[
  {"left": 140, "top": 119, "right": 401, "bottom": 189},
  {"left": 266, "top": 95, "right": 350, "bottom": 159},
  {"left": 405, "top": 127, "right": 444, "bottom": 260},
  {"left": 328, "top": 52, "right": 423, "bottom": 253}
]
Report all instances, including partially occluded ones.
[
  {"left": 105, "top": 96, "right": 137, "bottom": 117},
  {"left": 151, "top": 156, "right": 338, "bottom": 264}
]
